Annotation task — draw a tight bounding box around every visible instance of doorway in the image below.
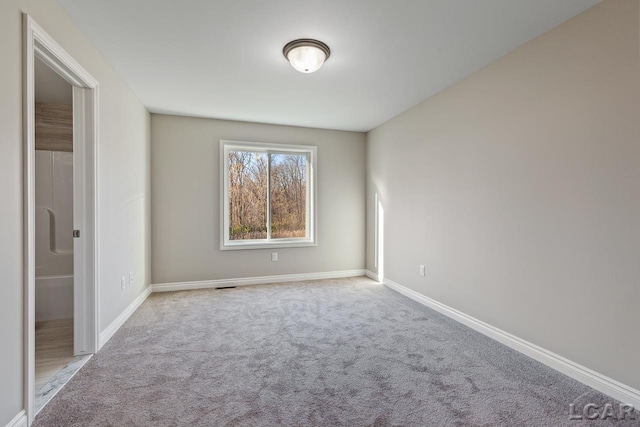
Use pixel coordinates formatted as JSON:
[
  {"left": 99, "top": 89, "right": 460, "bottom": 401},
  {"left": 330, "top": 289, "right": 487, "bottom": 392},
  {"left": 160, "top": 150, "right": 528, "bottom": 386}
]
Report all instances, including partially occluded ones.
[
  {"left": 33, "top": 56, "right": 82, "bottom": 413},
  {"left": 24, "top": 15, "right": 99, "bottom": 424}
]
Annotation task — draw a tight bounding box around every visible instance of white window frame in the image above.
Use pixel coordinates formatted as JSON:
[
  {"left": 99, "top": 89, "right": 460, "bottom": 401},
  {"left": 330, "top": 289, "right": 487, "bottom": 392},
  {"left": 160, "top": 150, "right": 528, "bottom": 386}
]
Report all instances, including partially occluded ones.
[{"left": 220, "top": 140, "right": 317, "bottom": 250}]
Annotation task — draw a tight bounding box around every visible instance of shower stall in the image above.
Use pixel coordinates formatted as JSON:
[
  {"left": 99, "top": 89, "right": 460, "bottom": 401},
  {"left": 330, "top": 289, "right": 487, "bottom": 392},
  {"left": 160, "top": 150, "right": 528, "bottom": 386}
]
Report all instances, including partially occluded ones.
[{"left": 35, "top": 149, "right": 74, "bottom": 322}]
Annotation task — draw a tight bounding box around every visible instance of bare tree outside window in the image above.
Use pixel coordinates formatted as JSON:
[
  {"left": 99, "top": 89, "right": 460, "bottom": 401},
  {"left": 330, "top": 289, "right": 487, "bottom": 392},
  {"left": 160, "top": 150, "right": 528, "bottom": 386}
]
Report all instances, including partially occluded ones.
[
  {"left": 228, "top": 150, "right": 307, "bottom": 241},
  {"left": 270, "top": 153, "right": 307, "bottom": 238},
  {"left": 228, "top": 151, "right": 268, "bottom": 240}
]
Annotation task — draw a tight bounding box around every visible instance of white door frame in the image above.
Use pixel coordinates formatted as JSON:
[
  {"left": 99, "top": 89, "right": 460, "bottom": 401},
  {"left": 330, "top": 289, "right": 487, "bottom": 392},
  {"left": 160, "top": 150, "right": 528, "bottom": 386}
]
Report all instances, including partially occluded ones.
[{"left": 23, "top": 14, "right": 100, "bottom": 424}]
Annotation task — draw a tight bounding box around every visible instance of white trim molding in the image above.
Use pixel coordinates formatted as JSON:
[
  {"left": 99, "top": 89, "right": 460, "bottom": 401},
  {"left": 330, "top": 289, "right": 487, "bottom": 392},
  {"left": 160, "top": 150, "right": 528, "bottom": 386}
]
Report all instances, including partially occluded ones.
[
  {"left": 5, "top": 411, "right": 27, "bottom": 427},
  {"left": 383, "top": 277, "right": 640, "bottom": 408},
  {"left": 365, "top": 269, "right": 380, "bottom": 282},
  {"left": 99, "top": 286, "right": 152, "bottom": 349},
  {"left": 152, "top": 269, "right": 366, "bottom": 293}
]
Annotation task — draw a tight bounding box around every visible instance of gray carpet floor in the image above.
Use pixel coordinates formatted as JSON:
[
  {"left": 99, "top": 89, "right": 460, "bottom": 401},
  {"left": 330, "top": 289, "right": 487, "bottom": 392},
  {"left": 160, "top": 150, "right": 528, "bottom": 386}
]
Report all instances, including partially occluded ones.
[{"left": 34, "top": 277, "right": 637, "bottom": 426}]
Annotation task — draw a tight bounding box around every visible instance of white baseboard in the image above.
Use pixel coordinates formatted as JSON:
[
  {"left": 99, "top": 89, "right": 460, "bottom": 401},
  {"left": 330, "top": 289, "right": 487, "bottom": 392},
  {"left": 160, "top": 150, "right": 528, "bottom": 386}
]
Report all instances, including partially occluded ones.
[
  {"left": 152, "top": 269, "right": 366, "bottom": 293},
  {"left": 381, "top": 274, "right": 640, "bottom": 408},
  {"left": 98, "top": 286, "right": 152, "bottom": 349},
  {"left": 5, "top": 410, "right": 27, "bottom": 427},
  {"left": 365, "top": 269, "right": 380, "bottom": 282}
]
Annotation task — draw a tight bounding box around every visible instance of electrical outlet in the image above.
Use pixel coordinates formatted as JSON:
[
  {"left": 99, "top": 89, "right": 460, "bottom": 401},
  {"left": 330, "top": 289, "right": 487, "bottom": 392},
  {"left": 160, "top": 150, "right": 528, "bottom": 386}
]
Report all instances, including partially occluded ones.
[
  {"left": 121, "top": 276, "right": 126, "bottom": 290},
  {"left": 271, "top": 252, "right": 278, "bottom": 262},
  {"left": 419, "top": 265, "right": 425, "bottom": 276},
  {"left": 129, "top": 272, "right": 133, "bottom": 285}
]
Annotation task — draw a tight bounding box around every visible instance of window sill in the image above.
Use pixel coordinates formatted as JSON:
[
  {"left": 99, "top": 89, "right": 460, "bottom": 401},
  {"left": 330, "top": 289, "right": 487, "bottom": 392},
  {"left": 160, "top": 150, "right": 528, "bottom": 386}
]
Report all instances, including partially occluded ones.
[{"left": 220, "top": 241, "right": 317, "bottom": 251}]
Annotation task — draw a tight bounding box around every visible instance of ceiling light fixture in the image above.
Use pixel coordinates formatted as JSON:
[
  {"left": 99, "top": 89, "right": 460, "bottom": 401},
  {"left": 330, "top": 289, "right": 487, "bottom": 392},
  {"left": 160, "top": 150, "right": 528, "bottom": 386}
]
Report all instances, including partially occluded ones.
[{"left": 283, "top": 39, "right": 331, "bottom": 73}]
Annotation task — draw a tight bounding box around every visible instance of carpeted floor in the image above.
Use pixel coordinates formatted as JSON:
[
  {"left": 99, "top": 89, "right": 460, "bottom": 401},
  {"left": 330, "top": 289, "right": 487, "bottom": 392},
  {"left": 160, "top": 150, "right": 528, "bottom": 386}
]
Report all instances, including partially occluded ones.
[{"left": 34, "top": 277, "right": 637, "bottom": 426}]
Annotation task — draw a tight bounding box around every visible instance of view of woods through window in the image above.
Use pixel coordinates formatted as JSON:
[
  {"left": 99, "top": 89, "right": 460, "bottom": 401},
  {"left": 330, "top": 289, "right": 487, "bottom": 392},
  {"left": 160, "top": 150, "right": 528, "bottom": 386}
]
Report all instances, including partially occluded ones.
[{"left": 228, "top": 150, "right": 307, "bottom": 240}]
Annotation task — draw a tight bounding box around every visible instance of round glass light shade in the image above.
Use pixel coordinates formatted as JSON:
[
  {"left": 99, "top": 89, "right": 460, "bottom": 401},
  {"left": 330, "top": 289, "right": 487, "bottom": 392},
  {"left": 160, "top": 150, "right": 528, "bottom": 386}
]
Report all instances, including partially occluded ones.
[
  {"left": 287, "top": 46, "right": 326, "bottom": 73},
  {"left": 283, "top": 39, "right": 331, "bottom": 73}
]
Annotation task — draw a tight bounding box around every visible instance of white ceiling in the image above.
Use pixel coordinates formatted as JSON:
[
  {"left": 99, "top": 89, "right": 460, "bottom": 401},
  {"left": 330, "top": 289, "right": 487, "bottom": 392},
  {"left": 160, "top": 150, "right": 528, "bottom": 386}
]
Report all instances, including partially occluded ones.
[
  {"left": 56, "top": 0, "right": 599, "bottom": 132},
  {"left": 35, "top": 57, "right": 72, "bottom": 104}
]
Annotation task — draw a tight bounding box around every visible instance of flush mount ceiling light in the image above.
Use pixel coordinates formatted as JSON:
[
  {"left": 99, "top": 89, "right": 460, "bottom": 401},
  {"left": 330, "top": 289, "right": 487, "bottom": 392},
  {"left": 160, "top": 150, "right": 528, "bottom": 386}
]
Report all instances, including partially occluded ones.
[{"left": 283, "top": 39, "right": 331, "bottom": 73}]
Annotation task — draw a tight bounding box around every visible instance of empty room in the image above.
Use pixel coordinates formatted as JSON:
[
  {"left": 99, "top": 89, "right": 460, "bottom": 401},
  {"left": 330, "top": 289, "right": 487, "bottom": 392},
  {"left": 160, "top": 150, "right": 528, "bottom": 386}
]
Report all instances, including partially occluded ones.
[{"left": 2, "top": 0, "right": 639, "bottom": 426}]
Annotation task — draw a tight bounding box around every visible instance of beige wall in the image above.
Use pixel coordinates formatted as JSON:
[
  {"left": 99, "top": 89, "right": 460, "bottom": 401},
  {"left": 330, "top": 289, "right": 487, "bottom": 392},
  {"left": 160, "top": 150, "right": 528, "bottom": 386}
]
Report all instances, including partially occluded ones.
[
  {"left": 0, "top": 0, "right": 151, "bottom": 423},
  {"left": 151, "top": 114, "right": 365, "bottom": 284},
  {"left": 367, "top": 0, "right": 640, "bottom": 391}
]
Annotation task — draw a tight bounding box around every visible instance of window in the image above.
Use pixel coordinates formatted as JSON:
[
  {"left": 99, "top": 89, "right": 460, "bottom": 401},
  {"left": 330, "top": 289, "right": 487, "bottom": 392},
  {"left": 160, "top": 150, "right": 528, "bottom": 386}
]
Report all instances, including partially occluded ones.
[{"left": 220, "top": 140, "right": 317, "bottom": 250}]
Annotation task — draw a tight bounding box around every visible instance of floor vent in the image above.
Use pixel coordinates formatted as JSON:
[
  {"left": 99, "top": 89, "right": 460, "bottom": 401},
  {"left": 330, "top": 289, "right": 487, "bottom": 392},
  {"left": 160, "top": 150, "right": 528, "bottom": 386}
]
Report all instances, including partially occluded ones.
[{"left": 215, "top": 286, "right": 237, "bottom": 290}]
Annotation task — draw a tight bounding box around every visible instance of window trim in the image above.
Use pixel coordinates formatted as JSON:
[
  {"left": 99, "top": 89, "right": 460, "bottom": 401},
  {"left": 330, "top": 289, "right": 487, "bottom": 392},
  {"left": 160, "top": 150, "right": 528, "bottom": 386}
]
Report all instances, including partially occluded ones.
[{"left": 220, "top": 140, "right": 317, "bottom": 250}]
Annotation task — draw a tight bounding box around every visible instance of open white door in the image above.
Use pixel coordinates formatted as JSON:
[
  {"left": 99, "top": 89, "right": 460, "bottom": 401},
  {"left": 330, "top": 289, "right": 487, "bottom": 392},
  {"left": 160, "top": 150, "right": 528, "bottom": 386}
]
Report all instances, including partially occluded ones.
[{"left": 72, "top": 86, "right": 97, "bottom": 356}]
